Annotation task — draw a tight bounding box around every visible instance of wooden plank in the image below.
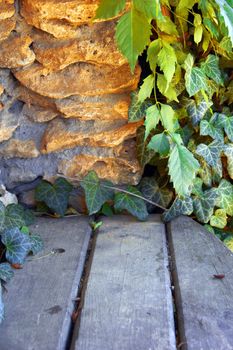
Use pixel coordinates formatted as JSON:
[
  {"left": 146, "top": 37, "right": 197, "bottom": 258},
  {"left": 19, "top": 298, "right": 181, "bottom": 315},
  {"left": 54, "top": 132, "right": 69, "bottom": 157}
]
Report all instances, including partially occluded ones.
[
  {"left": 168, "top": 215, "right": 233, "bottom": 350},
  {"left": 72, "top": 215, "right": 176, "bottom": 350},
  {"left": 0, "top": 216, "right": 91, "bottom": 350}
]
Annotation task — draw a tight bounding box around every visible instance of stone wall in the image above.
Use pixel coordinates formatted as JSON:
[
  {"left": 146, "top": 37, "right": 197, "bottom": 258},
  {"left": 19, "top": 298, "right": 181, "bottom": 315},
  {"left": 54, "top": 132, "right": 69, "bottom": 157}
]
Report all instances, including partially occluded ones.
[{"left": 0, "top": 0, "right": 142, "bottom": 190}]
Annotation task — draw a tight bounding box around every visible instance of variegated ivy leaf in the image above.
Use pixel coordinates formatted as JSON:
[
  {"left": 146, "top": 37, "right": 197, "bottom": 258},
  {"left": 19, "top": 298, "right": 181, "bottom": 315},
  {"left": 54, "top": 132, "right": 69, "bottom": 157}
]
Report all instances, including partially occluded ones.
[
  {"left": 210, "top": 209, "right": 227, "bottom": 229},
  {"left": 214, "top": 0, "right": 233, "bottom": 45},
  {"left": 200, "top": 119, "right": 224, "bottom": 141},
  {"left": 223, "top": 144, "right": 233, "bottom": 179},
  {"left": 193, "top": 188, "right": 218, "bottom": 223},
  {"left": 128, "top": 91, "right": 152, "bottom": 122},
  {"left": 1, "top": 227, "right": 32, "bottom": 265},
  {"left": 216, "top": 179, "right": 233, "bottom": 216},
  {"left": 215, "top": 114, "right": 233, "bottom": 142},
  {"left": 137, "top": 126, "right": 156, "bottom": 168},
  {"left": 198, "top": 159, "right": 212, "bottom": 187},
  {"left": 200, "top": 55, "right": 224, "bottom": 85},
  {"left": 168, "top": 141, "right": 200, "bottom": 196},
  {"left": 148, "top": 132, "right": 170, "bottom": 157},
  {"left": 186, "top": 98, "right": 212, "bottom": 126},
  {"left": 196, "top": 140, "right": 223, "bottom": 176},
  {"left": 114, "top": 186, "right": 148, "bottom": 221},
  {"left": 0, "top": 263, "right": 14, "bottom": 283},
  {"left": 162, "top": 196, "right": 193, "bottom": 222},
  {"left": 224, "top": 236, "right": 233, "bottom": 252},
  {"left": 144, "top": 105, "right": 160, "bottom": 140},
  {"left": 192, "top": 177, "right": 204, "bottom": 197},
  {"left": 184, "top": 54, "right": 208, "bottom": 97},
  {"left": 139, "top": 177, "right": 173, "bottom": 212}
]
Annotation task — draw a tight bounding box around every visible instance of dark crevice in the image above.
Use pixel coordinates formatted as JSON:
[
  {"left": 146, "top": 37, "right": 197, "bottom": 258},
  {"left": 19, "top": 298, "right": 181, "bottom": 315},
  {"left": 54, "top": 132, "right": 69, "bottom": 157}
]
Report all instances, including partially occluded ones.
[
  {"left": 65, "top": 224, "right": 98, "bottom": 350},
  {"left": 165, "top": 222, "right": 188, "bottom": 350}
]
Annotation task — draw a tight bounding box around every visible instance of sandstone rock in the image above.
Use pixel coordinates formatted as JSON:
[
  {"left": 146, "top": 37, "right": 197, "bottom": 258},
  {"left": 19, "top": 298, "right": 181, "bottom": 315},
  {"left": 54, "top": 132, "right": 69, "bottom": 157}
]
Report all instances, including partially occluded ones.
[
  {"left": 17, "top": 85, "right": 57, "bottom": 110},
  {"left": 23, "top": 104, "right": 58, "bottom": 123},
  {"left": 0, "top": 139, "right": 39, "bottom": 158},
  {"left": 14, "top": 62, "right": 141, "bottom": 99},
  {"left": 20, "top": 0, "right": 130, "bottom": 37},
  {"left": 41, "top": 118, "right": 143, "bottom": 153},
  {"left": 32, "top": 20, "right": 126, "bottom": 70},
  {"left": 0, "top": 34, "right": 35, "bottom": 68},
  {"left": 0, "top": 0, "right": 15, "bottom": 20},
  {"left": 0, "top": 16, "right": 16, "bottom": 42},
  {"left": 56, "top": 94, "right": 130, "bottom": 121},
  {"left": 0, "top": 108, "right": 19, "bottom": 142},
  {"left": 0, "top": 84, "right": 4, "bottom": 95},
  {"left": 58, "top": 141, "right": 142, "bottom": 185}
]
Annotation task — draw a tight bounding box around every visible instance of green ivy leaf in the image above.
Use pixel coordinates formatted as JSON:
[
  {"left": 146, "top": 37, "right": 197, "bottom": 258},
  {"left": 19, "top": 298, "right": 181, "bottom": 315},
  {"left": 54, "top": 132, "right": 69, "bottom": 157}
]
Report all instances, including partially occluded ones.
[
  {"left": 168, "top": 143, "right": 200, "bottom": 196},
  {"left": 223, "top": 144, "right": 233, "bottom": 179},
  {"left": 1, "top": 227, "right": 32, "bottom": 264},
  {"left": 3, "top": 204, "right": 26, "bottom": 230},
  {"left": 201, "top": 55, "right": 224, "bottom": 85},
  {"left": 216, "top": 179, "right": 233, "bottom": 215},
  {"left": 81, "top": 171, "right": 114, "bottom": 215},
  {"left": 160, "top": 104, "right": 178, "bottom": 132},
  {"left": 128, "top": 91, "right": 152, "bottom": 122},
  {"left": 200, "top": 119, "right": 224, "bottom": 141},
  {"left": 157, "top": 73, "right": 179, "bottom": 102},
  {"left": 35, "top": 178, "right": 73, "bottom": 217},
  {"left": 30, "top": 235, "right": 44, "bottom": 255},
  {"left": 136, "top": 126, "right": 156, "bottom": 168},
  {"left": 0, "top": 263, "right": 14, "bottom": 282},
  {"left": 186, "top": 98, "right": 212, "bottom": 126},
  {"left": 133, "top": 0, "right": 163, "bottom": 19},
  {"left": 114, "top": 186, "right": 148, "bottom": 221},
  {"left": 210, "top": 209, "right": 227, "bottom": 228},
  {"left": 162, "top": 196, "right": 193, "bottom": 222},
  {"left": 140, "top": 177, "right": 173, "bottom": 211},
  {"left": 157, "top": 42, "right": 177, "bottom": 87},
  {"left": 193, "top": 188, "right": 218, "bottom": 223},
  {"left": 138, "top": 74, "right": 154, "bottom": 102},
  {"left": 184, "top": 54, "right": 208, "bottom": 96},
  {"left": 116, "top": 8, "right": 152, "bottom": 72},
  {"left": 214, "top": 0, "right": 233, "bottom": 45},
  {"left": 147, "top": 39, "right": 161, "bottom": 72},
  {"left": 95, "top": 0, "right": 126, "bottom": 19},
  {"left": 215, "top": 114, "right": 233, "bottom": 141},
  {"left": 148, "top": 132, "right": 170, "bottom": 157},
  {"left": 144, "top": 105, "right": 160, "bottom": 140},
  {"left": 196, "top": 140, "right": 223, "bottom": 176}
]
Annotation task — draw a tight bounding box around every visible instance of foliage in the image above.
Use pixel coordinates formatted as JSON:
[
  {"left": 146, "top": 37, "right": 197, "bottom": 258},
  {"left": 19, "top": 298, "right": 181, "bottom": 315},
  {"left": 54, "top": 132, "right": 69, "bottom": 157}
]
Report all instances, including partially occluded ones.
[
  {"left": 0, "top": 203, "right": 43, "bottom": 323},
  {"left": 95, "top": 0, "right": 233, "bottom": 244}
]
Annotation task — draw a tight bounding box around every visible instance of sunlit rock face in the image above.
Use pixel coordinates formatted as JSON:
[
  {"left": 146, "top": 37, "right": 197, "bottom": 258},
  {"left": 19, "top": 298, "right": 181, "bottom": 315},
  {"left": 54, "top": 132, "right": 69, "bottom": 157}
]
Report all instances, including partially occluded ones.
[{"left": 0, "top": 0, "right": 142, "bottom": 190}]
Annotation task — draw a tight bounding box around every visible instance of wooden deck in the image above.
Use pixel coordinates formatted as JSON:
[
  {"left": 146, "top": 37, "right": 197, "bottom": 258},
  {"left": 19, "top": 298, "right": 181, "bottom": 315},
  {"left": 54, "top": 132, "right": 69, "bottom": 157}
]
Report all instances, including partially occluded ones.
[{"left": 0, "top": 215, "right": 233, "bottom": 350}]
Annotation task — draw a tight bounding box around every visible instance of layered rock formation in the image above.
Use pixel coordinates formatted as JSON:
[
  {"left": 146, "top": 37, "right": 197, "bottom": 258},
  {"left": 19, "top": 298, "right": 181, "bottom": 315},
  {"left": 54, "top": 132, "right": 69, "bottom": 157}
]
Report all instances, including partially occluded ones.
[{"left": 0, "top": 0, "right": 142, "bottom": 190}]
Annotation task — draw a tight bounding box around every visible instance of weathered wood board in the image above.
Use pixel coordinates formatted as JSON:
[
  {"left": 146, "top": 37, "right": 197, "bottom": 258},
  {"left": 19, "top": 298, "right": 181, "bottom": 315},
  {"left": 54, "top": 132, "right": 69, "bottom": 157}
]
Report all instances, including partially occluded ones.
[
  {"left": 72, "top": 215, "right": 176, "bottom": 350},
  {"left": 168, "top": 216, "right": 233, "bottom": 350},
  {"left": 0, "top": 216, "right": 91, "bottom": 350}
]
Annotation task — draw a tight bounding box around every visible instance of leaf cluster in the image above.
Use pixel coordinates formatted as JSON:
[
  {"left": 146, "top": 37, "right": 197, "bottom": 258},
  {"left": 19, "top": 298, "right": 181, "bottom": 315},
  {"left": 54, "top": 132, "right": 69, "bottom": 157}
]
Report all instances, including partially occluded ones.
[
  {"left": 0, "top": 203, "right": 43, "bottom": 323},
  {"left": 95, "top": 0, "right": 233, "bottom": 245}
]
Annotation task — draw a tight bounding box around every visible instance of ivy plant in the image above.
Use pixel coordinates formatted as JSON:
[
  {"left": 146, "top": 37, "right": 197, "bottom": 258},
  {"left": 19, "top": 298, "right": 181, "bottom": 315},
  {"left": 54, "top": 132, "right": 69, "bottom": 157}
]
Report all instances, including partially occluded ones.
[
  {"left": 0, "top": 203, "right": 43, "bottom": 323},
  {"left": 93, "top": 0, "right": 233, "bottom": 244}
]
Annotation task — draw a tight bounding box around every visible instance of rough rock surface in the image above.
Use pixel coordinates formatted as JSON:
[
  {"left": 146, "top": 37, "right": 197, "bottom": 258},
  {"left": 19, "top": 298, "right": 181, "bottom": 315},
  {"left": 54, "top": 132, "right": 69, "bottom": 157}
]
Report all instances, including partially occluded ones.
[
  {"left": 32, "top": 21, "right": 127, "bottom": 70},
  {"left": 14, "top": 62, "right": 141, "bottom": 99},
  {"left": 0, "top": 0, "right": 142, "bottom": 190}
]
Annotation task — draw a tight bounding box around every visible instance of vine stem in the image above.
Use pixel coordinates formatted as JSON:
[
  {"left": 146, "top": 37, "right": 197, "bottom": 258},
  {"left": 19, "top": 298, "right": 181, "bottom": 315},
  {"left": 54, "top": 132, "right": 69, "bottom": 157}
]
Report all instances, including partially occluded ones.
[{"left": 57, "top": 174, "right": 167, "bottom": 212}]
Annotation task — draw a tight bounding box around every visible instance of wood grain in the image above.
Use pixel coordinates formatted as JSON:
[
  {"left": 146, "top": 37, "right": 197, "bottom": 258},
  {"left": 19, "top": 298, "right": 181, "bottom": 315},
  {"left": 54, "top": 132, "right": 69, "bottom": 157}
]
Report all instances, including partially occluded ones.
[
  {"left": 72, "top": 215, "right": 176, "bottom": 350},
  {"left": 168, "top": 215, "right": 233, "bottom": 350},
  {"left": 0, "top": 216, "right": 91, "bottom": 350}
]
